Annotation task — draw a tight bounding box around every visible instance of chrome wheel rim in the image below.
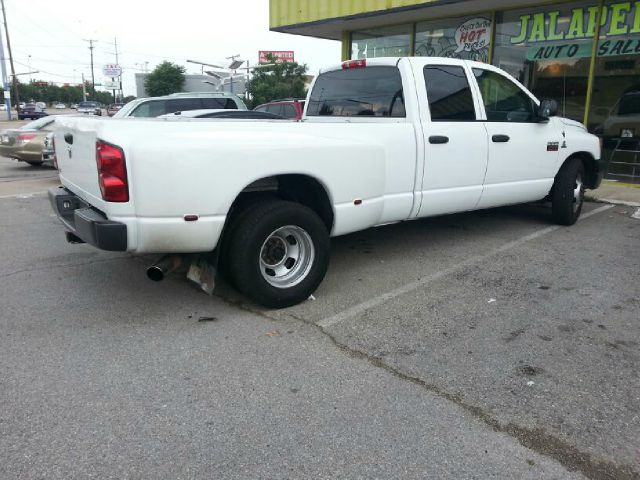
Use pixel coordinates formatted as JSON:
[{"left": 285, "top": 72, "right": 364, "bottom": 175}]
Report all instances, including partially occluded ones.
[
  {"left": 573, "top": 173, "right": 584, "bottom": 213},
  {"left": 259, "top": 226, "right": 314, "bottom": 289}
]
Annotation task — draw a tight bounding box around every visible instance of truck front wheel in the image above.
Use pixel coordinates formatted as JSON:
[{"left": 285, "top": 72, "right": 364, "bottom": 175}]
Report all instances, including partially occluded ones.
[
  {"left": 551, "top": 158, "right": 585, "bottom": 226},
  {"left": 227, "top": 200, "right": 330, "bottom": 308}
]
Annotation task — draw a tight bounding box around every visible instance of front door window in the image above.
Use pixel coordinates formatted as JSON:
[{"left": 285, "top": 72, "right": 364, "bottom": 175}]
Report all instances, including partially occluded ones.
[{"left": 473, "top": 69, "right": 538, "bottom": 122}]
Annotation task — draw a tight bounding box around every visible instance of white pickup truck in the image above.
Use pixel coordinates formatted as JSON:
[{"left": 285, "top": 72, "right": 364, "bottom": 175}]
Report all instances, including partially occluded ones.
[{"left": 49, "top": 57, "right": 604, "bottom": 308}]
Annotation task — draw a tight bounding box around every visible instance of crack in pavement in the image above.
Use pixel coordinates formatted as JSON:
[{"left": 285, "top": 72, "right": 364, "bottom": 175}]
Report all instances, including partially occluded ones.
[{"left": 219, "top": 296, "right": 639, "bottom": 480}]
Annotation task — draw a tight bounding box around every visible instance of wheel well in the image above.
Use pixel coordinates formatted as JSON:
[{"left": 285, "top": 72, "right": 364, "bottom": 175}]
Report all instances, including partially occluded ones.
[
  {"left": 562, "top": 152, "right": 599, "bottom": 189},
  {"left": 228, "top": 174, "right": 334, "bottom": 233}
]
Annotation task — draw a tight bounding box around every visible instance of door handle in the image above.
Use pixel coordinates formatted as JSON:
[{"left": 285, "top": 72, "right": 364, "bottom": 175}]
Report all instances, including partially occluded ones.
[
  {"left": 492, "top": 134, "right": 510, "bottom": 143},
  {"left": 429, "top": 135, "right": 449, "bottom": 144}
]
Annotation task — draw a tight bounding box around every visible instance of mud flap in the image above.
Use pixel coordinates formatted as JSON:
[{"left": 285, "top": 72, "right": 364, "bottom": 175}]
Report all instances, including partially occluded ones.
[{"left": 187, "top": 255, "right": 217, "bottom": 295}]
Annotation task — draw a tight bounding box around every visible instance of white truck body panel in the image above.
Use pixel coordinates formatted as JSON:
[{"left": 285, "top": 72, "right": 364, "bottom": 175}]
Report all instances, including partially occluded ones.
[{"left": 53, "top": 57, "right": 601, "bottom": 255}]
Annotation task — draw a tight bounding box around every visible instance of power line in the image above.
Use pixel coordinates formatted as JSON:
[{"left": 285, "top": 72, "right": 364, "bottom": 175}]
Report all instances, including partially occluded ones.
[{"left": 14, "top": 60, "right": 76, "bottom": 79}]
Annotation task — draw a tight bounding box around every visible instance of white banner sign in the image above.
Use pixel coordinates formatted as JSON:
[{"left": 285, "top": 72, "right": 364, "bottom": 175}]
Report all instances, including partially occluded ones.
[{"left": 102, "top": 64, "right": 122, "bottom": 77}]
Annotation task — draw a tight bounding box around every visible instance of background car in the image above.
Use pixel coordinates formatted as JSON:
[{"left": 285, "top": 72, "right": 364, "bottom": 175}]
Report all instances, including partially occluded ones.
[
  {"left": 41, "top": 131, "right": 55, "bottom": 166},
  {"left": 106, "top": 103, "right": 125, "bottom": 116},
  {"left": 253, "top": 98, "right": 305, "bottom": 120},
  {"left": 76, "top": 101, "right": 102, "bottom": 115},
  {"left": 158, "top": 109, "right": 285, "bottom": 120},
  {"left": 54, "top": 103, "right": 66, "bottom": 109},
  {"left": 17, "top": 103, "right": 48, "bottom": 120},
  {"left": 0, "top": 116, "right": 57, "bottom": 166},
  {"left": 114, "top": 92, "right": 246, "bottom": 118}
]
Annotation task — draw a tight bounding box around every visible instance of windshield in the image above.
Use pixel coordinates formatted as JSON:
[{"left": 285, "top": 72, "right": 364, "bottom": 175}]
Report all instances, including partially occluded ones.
[
  {"left": 78, "top": 102, "right": 97, "bottom": 108},
  {"left": 618, "top": 93, "right": 640, "bottom": 116},
  {"left": 20, "top": 117, "right": 55, "bottom": 130}
]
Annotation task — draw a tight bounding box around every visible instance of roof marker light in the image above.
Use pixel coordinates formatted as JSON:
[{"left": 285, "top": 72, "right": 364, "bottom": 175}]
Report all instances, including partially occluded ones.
[{"left": 342, "top": 59, "right": 366, "bottom": 69}]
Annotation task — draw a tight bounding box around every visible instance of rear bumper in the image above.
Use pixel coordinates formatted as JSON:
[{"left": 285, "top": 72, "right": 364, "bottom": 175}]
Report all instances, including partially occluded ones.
[{"left": 48, "top": 186, "right": 127, "bottom": 251}]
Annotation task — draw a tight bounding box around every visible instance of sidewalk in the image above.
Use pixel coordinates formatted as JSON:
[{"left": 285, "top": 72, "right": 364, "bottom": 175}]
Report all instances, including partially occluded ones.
[{"left": 589, "top": 180, "right": 640, "bottom": 207}]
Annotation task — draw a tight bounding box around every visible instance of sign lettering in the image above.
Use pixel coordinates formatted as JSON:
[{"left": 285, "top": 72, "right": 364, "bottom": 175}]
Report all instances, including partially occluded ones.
[
  {"left": 258, "top": 50, "right": 295, "bottom": 64},
  {"left": 512, "top": 1, "right": 640, "bottom": 44}
]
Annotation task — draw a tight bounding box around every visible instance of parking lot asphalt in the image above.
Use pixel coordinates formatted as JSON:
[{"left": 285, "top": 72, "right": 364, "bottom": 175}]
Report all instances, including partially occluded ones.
[{"left": 1, "top": 159, "right": 639, "bottom": 479}]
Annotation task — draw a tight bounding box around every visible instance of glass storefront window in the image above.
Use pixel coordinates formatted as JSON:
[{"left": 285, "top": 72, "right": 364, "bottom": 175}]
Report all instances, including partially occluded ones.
[
  {"left": 415, "top": 15, "right": 492, "bottom": 63},
  {"left": 351, "top": 25, "right": 411, "bottom": 59},
  {"left": 493, "top": 2, "right": 598, "bottom": 123},
  {"left": 588, "top": 1, "right": 640, "bottom": 182}
]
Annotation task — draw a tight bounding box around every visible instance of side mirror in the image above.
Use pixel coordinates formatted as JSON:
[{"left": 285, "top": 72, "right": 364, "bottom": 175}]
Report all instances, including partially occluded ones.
[{"left": 538, "top": 99, "right": 558, "bottom": 121}]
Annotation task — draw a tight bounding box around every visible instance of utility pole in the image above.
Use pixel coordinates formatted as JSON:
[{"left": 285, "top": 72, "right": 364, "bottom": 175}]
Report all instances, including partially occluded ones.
[
  {"left": 0, "top": 13, "right": 10, "bottom": 119},
  {"left": 107, "top": 38, "right": 123, "bottom": 102},
  {"left": 83, "top": 38, "right": 97, "bottom": 99},
  {"left": 1, "top": 0, "right": 19, "bottom": 118},
  {"left": 114, "top": 38, "right": 121, "bottom": 102}
]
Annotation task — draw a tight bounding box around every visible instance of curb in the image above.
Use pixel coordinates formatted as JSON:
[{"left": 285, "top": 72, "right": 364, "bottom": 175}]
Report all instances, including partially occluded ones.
[{"left": 597, "top": 198, "right": 640, "bottom": 208}]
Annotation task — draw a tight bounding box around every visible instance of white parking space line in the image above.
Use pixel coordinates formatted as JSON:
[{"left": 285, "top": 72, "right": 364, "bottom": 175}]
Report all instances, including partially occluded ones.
[
  {"left": 317, "top": 204, "right": 614, "bottom": 329},
  {"left": 0, "top": 191, "right": 47, "bottom": 199}
]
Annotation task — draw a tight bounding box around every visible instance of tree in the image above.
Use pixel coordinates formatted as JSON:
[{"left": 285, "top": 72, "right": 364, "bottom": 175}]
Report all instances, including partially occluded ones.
[
  {"left": 145, "top": 61, "right": 186, "bottom": 97},
  {"left": 246, "top": 54, "right": 308, "bottom": 108}
]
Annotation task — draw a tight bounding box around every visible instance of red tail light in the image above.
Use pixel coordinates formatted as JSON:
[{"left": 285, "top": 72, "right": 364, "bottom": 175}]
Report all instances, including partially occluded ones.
[
  {"left": 17, "top": 133, "right": 37, "bottom": 143},
  {"left": 342, "top": 59, "right": 366, "bottom": 69},
  {"left": 96, "top": 140, "right": 129, "bottom": 202}
]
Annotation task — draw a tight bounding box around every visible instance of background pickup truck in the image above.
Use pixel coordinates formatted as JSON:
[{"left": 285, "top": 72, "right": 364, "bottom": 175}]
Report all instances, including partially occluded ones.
[{"left": 50, "top": 57, "right": 604, "bottom": 308}]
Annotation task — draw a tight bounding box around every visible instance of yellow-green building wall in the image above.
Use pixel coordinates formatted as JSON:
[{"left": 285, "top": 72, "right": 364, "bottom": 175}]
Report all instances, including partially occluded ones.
[{"left": 269, "top": 0, "right": 440, "bottom": 29}]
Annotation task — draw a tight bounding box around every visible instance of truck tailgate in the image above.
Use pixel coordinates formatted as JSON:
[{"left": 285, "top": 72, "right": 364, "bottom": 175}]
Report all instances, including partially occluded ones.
[{"left": 54, "top": 116, "right": 108, "bottom": 210}]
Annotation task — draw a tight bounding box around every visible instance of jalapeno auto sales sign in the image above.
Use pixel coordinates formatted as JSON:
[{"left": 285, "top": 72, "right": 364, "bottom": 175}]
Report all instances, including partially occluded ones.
[{"left": 511, "top": 2, "right": 640, "bottom": 60}]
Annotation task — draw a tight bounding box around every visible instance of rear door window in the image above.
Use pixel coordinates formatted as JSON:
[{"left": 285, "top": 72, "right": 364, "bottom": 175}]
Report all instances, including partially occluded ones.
[
  {"left": 165, "top": 98, "right": 202, "bottom": 114},
  {"left": 282, "top": 104, "right": 297, "bottom": 118},
  {"left": 423, "top": 66, "right": 476, "bottom": 121},
  {"left": 307, "top": 66, "right": 405, "bottom": 117},
  {"left": 130, "top": 100, "right": 167, "bottom": 117},
  {"left": 202, "top": 98, "right": 238, "bottom": 110},
  {"left": 266, "top": 104, "right": 284, "bottom": 116}
]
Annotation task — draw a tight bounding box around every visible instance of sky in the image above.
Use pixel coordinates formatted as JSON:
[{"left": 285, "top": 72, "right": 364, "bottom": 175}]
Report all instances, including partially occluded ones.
[{"left": 2, "top": 0, "right": 341, "bottom": 96}]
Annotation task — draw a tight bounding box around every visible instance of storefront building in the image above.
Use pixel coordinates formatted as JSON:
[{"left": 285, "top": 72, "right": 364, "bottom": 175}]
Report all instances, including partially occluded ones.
[{"left": 270, "top": 0, "right": 640, "bottom": 182}]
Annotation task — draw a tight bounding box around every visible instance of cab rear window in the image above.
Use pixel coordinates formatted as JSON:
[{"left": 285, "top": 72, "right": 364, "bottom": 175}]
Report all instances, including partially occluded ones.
[{"left": 307, "top": 66, "right": 405, "bottom": 118}]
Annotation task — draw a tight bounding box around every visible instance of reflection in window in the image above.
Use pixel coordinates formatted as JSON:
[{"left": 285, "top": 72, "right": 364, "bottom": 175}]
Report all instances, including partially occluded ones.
[
  {"left": 351, "top": 25, "right": 411, "bottom": 59},
  {"left": 493, "top": 2, "right": 596, "bottom": 123},
  {"left": 415, "top": 16, "right": 492, "bottom": 63},
  {"left": 423, "top": 66, "right": 476, "bottom": 121},
  {"left": 589, "top": 1, "right": 640, "bottom": 182}
]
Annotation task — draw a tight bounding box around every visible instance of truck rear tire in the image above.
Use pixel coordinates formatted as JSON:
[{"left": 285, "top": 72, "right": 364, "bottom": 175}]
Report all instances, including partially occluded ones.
[
  {"left": 227, "top": 200, "right": 330, "bottom": 308},
  {"left": 551, "top": 158, "right": 584, "bottom": 226}
]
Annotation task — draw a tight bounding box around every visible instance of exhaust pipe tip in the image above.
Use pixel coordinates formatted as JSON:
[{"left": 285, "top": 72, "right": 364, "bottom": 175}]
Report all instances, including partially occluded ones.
[{"left": 147, "top": 266, "right": 165, "bottom": 282}]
